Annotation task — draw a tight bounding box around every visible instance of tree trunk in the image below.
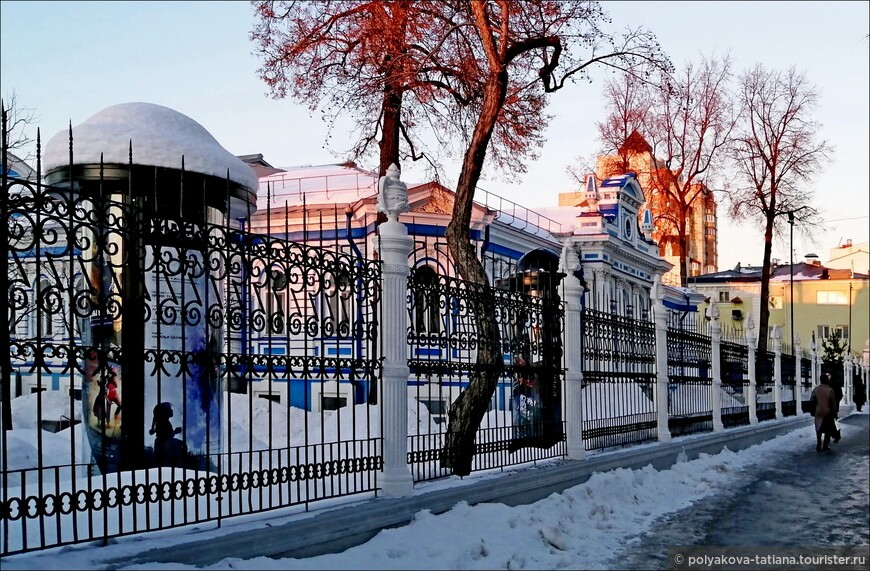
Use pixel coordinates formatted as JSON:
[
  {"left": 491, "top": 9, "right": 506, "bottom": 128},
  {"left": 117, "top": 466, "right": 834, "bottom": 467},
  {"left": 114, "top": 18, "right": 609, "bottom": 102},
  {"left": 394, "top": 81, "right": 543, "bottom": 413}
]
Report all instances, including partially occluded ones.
[
  {"left": 676, "top": 196, "right": 690, "bottom": 287},
  {"left": 378, "top": 88, "right": 403, "bottom": 177},
  {"left": 757, "top": 214, "right": 775, "bottom": 358},
  {"left": 442, "top": 70, "right": 508, "bottom": 476}
]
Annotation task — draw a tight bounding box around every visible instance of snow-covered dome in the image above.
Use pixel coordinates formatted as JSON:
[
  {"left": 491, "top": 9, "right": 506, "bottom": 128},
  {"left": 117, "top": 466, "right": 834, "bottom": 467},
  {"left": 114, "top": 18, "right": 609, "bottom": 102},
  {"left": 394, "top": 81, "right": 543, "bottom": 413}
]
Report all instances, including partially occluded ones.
[{"left": 44, "top": 102, "right": 258, "bottom": 213}]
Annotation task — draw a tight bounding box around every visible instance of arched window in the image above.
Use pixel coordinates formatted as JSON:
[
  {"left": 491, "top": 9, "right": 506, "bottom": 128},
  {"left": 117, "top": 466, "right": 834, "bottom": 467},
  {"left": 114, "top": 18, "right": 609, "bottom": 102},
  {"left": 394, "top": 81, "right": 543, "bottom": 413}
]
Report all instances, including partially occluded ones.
[
  {"left": 38, "top": 278, "right": 54, "bottom": 337},
  {"left": 330, "top": 271, "right": 353, "bottom": 335},
  {"left": 267, "top": 267, "right": 287, "bottom": 335},
  {"left": 413, "top": 265, "right": 441, "bottom": 334}
]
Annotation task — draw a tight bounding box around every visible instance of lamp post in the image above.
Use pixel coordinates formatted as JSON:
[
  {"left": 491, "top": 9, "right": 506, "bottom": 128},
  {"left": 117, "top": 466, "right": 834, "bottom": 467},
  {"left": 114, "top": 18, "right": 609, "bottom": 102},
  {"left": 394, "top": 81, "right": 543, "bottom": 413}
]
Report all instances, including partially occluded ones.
[{"left": 785, "top": 207, "right": 807, "bottom": 354}]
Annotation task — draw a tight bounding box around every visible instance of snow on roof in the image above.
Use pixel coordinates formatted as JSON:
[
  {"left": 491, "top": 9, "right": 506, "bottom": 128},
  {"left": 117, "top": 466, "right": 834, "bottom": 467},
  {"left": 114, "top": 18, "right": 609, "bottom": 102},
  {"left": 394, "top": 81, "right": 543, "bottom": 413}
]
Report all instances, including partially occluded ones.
[{"left": 43, "top": 102, "right": 259, "bottom": 194}]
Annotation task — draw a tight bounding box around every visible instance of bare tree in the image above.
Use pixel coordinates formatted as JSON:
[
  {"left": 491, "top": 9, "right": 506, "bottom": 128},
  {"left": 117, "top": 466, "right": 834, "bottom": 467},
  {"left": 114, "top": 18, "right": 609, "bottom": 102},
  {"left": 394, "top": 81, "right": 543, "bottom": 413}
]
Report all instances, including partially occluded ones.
[
  {"left": 727, "top": 65, "right": 831, "bottom": 355},
  {"left": 3, "top": 94, "right": 40, "bottom": 430},
  {"left": 252, "top": 1, "right": 671, "bottom": 475},
  {"left": 442, "top": 1, "right": 669, "bottom": 475},
  {"left": 251, "top": 0, "right": 479, "bottom": 177},
  {"left": 594, "top": 73, "right": 652, "bottom": 176},
  {"left": 1, "top": 90, "right": 38, "bottom": 163},
  {"left": 592, "top": 55, "right": 736, "bottom": 286}
]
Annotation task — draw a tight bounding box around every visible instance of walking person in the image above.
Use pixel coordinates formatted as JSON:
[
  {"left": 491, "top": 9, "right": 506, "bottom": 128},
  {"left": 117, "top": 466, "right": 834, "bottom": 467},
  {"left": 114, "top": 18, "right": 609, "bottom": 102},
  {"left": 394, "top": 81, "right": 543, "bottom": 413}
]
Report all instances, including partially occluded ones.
[{"left": 810, "top": 373, "right": 838, "bottom": 452}]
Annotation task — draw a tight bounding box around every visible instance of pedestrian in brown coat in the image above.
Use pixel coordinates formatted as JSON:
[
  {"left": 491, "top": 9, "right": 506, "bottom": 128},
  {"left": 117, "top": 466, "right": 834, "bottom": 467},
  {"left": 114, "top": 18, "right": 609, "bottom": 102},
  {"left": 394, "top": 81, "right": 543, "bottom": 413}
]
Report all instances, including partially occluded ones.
[{"left": 811, "top": 374, "right": 837, "bottom": 451}]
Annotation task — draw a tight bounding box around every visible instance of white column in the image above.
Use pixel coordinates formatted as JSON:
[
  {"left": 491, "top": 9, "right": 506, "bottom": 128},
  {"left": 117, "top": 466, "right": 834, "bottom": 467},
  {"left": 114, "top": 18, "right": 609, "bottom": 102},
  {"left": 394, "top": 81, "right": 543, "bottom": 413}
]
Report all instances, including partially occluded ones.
[
  {"left": 809, "top": 337, "right": 819, "bottom": 388},
  {"left": 651, "top": 275, "right": 671, "bottom": 442},
  {"left": 709, "top": 302, "right": 724, "bottom": 431},
  {"left": 773, "top": 326, "right": 783, "bottom": 420},
  {"left": 746, "top": 316, "right": 758, "bottom": 425},
  {"left": 844, "top": 358, "right": 853, "bottom": 406},
  {"left": 377, "top": 164, "right": 414, "bottom": 497},
  {"left": 561, "top": 242, "right": 586, "bottom": 460}
]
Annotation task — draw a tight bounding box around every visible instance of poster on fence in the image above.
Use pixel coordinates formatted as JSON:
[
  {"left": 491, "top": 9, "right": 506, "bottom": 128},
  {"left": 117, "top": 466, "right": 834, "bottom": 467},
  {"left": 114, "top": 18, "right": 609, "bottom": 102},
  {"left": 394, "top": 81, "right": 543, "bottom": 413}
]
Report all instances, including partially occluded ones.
[
  {"left": 82, "top": 244, "right": 124, "bottom": 474},
  {"left": 143, "top": 243, "right": 221, "bottom": 471},
  {"left": 509, "top": 323, "right": 563, "bottom": 452}
]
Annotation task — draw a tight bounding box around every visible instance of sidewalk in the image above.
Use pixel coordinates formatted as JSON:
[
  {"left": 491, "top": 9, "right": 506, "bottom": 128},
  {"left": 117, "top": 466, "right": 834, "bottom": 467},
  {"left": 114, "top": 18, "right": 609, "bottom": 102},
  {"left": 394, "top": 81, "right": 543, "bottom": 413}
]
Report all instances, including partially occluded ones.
[{"left": 107, "top": 412, "right": 821, "bottom": 568}]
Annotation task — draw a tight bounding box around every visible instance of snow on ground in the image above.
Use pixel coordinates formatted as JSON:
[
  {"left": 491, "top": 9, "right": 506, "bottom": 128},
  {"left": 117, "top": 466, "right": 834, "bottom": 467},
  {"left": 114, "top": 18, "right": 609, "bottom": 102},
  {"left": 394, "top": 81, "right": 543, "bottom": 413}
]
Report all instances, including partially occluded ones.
[{"left": 5, "top": 412, "right": 864, "bottom": 571}]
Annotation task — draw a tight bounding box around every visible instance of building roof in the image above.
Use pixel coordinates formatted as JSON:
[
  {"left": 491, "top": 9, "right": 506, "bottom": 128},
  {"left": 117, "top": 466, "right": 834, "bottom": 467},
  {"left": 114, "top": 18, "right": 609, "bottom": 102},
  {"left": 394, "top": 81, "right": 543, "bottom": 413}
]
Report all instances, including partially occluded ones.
[
  {"left": 694, "top": 261, "right": 869, "bottom": 283},
  {"left": 2, "top": 151, "right": 36, "bottom": 180}
]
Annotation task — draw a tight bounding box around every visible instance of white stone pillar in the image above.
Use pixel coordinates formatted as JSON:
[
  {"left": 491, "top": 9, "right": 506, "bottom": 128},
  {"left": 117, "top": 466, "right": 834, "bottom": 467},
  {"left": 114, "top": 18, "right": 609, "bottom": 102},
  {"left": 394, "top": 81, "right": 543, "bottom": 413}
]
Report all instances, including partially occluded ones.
[
  {"left": 809, "top": 337, "right": 819, "bottom": 388},
  {"left": 651, "top": 275, "right": 671, "bottom": 442},
  {"left": 842, "top": 358, "right": 852, "bottom": 406},
  {"left": 773, "top": 326, "right": 783, "bottom": 420},
  {"left": 709, "top": 302, "right": 724, "bottom": 431},
  {"left": 746, "top": 316, "right": 758, "bottom": 425},
  {"left": 377, "top": 165, "right": 414, "bottom": 497},
  {"left": 560, "top": 240, "right": 586, "bottom": 460}
]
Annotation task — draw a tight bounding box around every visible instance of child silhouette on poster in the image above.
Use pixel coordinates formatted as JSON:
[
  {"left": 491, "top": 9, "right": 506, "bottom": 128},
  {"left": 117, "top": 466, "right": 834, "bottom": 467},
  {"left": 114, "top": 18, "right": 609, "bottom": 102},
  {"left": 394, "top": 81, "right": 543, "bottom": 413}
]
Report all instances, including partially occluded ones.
[
  {"left": 149, "top": 402, "right": 187, "bottom": 467},
  {"left": 88, "top": 363, "right": 123, "bottom": 438}
]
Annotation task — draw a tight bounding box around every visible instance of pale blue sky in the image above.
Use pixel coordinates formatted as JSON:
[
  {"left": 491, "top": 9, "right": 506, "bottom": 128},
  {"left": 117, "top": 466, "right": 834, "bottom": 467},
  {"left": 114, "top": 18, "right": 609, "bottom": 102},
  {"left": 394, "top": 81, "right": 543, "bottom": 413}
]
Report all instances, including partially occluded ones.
[{"left": 2, "top": 0, "right": 868, "bottom": 269}]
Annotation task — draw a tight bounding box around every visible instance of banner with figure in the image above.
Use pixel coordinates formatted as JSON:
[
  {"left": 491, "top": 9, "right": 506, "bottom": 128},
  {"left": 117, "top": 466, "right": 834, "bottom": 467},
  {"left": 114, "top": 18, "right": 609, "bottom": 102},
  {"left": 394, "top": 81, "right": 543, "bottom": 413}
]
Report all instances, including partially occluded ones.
[
  {"left": 144, "top": 236, "right": 221, "bottom": 471},
  {"left": 509, "top": 296, "right": 563, "bottom": 451}
]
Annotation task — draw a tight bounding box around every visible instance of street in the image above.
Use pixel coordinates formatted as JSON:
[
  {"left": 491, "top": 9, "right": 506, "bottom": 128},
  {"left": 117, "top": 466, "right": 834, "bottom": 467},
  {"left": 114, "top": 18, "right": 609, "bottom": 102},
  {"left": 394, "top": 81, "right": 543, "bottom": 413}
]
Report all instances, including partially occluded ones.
[{"left": 608, "top": 413, "right": 870, "bottom": 569}]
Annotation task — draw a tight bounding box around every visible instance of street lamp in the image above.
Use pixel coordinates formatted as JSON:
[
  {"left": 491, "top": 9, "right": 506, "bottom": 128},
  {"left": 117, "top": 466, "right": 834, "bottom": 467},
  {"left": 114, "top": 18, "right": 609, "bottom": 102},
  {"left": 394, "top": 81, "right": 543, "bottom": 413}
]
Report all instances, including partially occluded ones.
[{"left": 785, "top": 206, "right": 807, "bottom": 354}]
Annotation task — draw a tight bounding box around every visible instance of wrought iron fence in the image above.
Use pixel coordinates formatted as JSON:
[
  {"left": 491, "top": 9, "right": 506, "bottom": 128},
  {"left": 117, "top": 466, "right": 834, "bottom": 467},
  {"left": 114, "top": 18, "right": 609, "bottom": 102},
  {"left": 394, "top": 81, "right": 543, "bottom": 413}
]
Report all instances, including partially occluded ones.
[
  {"left": 1, "top": 136, "right": 382, "bottom": 555},
  {"left": 2, "top": 112, "right": 836, "bottom": 556},
  {"left": 720, "top": 340, "right": 750, "bottom": 428},
  {"left": 580, "top": 308, "right": 657, "bottom": 450},
  {"left": 756, "top": 351, "right": 776, "bottom": 421},
  {"left": 666, "top": 323, "right": 713, "bottom": 436},
  {"left": 405, "top": 240, "right": 566, "bottom": 482},
  {"left": 799, "top": 356, "right": 814, "bottom": 408}
]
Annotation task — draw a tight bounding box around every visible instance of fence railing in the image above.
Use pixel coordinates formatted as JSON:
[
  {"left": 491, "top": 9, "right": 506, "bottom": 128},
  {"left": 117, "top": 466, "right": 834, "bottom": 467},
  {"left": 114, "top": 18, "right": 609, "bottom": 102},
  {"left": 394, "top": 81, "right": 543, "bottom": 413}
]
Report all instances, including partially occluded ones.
[
  {"left": 580, "top": 308, "right": 657, "bottom": 450},
  {"left": 5, "top": 118, "right": 865, "bottom": 556},
  {"left": 666, "top": 325, "right": 713, "bottom": 437},
  {"left": 2, "top": 144, "right": 383, "bottom": 554},
  {"left": 721, "top": 341, "right": 751, "bottom": 428}
]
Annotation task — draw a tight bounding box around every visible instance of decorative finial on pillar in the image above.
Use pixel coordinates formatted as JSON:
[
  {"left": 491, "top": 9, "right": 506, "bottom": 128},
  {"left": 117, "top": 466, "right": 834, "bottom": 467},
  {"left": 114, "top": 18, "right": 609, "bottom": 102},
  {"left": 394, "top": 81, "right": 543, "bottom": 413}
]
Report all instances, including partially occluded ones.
[
  {"left": 377, "top": 163, "right": 409, "bottom": 223},
  {"left": 559, "top": 237, "right": 580, "bottom": 274},
  {"left": 650, "top": 273, "right": 663, "bottom": 302}
]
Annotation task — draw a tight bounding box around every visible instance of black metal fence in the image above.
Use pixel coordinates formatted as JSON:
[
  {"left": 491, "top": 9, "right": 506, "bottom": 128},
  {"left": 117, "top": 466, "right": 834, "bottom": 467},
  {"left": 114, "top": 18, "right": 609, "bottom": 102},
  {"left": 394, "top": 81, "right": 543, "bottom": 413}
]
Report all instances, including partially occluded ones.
[
  {"left": 2, "top": 113, "right": 834, "bottom": 556},
  {"left": 405, "top": 239, "right": 566, "bottom": 481},
  {"left": 580, "top": 307, "right": 657, "bottom": 450},
  {"left": 756, "top": 351, "right": 776, "bottom": 421},
  {"left": 666, "top": 312, "right": 713, "bottom": 437},
  {"left": 2, "top": 133, "right": 382, "bottom": 555},
  {"left": 800, "top": 356, "right": 814, "bottom": 408},
  {"left": 720, "top": 340, "right": 750, "bottom": 428}
]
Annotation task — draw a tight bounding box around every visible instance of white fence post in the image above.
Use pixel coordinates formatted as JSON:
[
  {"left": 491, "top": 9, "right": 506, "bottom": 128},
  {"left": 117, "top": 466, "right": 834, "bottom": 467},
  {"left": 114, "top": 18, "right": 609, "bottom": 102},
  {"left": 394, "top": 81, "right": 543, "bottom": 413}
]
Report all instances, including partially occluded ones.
[
  {"left": 746, "top": 316, "right": 758, "bottom": 425},
  {"left": 377, "top": 164, "right": 414, "bottom": 497},
  {"left": 773, "top": 326, "right": 783, "bottom": 420},
  {"left": 651, "top": 276, "right": 671, "bottom": 442},
  {"left": 560, "top": 239, "right": 586, "bottom": 460},
  {"left": 810, "top": 336, "right": 819, "bottom": 388},
  {"left": 709, "top": 301, "right": 724, "bottom": 431},
  {"left": 842, "top": 358, "right": 852, "bottom": 406}
]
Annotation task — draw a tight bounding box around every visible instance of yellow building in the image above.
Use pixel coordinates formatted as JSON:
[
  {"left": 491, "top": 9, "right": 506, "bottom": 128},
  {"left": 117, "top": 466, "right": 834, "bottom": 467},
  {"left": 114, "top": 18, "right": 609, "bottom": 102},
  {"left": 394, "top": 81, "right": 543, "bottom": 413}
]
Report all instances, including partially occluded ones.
[{"left": 691, "top": 260, "right": 869, "bottom": 362}]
